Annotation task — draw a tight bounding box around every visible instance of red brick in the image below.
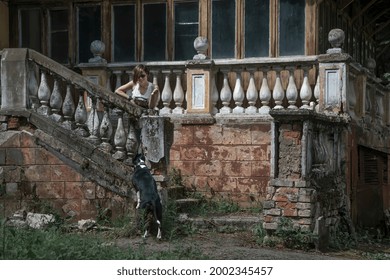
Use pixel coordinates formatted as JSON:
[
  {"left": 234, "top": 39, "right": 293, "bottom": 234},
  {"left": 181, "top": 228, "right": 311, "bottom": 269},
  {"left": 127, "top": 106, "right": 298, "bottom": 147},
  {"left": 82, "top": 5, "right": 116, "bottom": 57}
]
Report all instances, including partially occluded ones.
[
  {"left": 8, "top": 117, "right": 20, "bottom": 129},
  {"left": 283, "top": 131, "right": 301, "bottom": 139},
  {"left": 20, "top": 131, "right": 38, "bottom": 148},
  {"left": 194, "top": 161, "right": 222, "bottom": 176},
  {"left": 24, "top": 165, "right": 52, "bottom": 181},
  {"left": 82, "top": 181, "right": 97, "bottom": 199},
  {"left": 51, "top": 165, "right": 82, "bottom": 182},
  {"left": 222, "top": 161, "right": 251, "bottom": 177},
  {"left": 235, "top": 146, "right": 254, "bottom": 161},
  {"left": 251, "top": 161, "right": 270, "bottom": 176},
  {"left": 35, "top": 182, "right": 65, "bottom": 199},
  {"left": 35, "top": 148, "right": 63, "bottom": 165},
  {"left": 210, "top": 146, "right": 236, "bottom": 161},
  {"left": 283, "top": 208, "right": 298, "bottom": 217},
  {"left": 169, "top": 146, "right": 181, "bottom": 161},
  {"left": 172, "top": 125, "right": 193, "bottom": 145},
  {"left": 237, "top": 177, "right": 267, "bottom": 195},
  {"left": 252, "top": 144, "right": 270, "bottom": 161},
  {"left": 222, "top": 127, "right": 251, "bottom": 145},
  {"left": 194, "top": 176, "right": 237, "bottom": 193},
  {"left": 251, "top": 125, "right": 271, "bottom": 145},
  {"left": 170, "top": 160, "right": 194, "bottom": 176},
  {"left": 180, "top": 146, "right": 210, "bottom": 161},
  {"left": 193, "top": 126, "right": 213, "bottom": 145},
  {"left": 20, "top": 148, "right": 36, "bottom": 165},
  {"left": 64, "top": 182, "right": 84, "bottom": 199}
]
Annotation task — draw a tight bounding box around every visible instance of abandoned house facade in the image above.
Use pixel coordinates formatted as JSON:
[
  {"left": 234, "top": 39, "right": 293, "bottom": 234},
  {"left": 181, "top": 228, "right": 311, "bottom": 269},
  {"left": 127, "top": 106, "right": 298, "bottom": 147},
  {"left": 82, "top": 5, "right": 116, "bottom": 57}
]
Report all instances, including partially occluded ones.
[{"left": 1, "top": 0, "right": 390, "bottom": 237}]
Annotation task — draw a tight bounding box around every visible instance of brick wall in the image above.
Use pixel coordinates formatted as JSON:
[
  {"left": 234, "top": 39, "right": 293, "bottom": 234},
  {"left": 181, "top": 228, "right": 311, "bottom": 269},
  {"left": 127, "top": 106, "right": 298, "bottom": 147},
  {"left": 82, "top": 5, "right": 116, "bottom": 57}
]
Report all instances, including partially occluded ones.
[
  {"left": 0, "top": 128, "right": 132, "bottom": 220},
  {"left": 169, "top": 121, "right": 271, "bottom": 208}
]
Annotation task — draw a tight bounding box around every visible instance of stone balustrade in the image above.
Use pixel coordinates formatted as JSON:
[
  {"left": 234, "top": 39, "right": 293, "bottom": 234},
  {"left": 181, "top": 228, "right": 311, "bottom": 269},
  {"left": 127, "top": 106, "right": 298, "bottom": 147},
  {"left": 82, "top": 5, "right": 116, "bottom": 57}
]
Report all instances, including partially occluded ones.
[{"left": 106, "top": 57, "right": 319, "bottom": 117}]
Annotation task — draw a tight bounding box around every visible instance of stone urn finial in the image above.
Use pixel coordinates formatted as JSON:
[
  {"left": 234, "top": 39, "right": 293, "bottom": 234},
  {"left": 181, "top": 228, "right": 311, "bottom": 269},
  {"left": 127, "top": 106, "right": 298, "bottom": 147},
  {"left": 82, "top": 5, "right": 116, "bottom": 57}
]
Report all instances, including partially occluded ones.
[
  {"left": 366, "top": 58, "right": 376, "bottom": 73},
  {"left": 88, "top": 40, "right": 107, "bottom": 63},
  {"left": 327, "top": 29, "right": 345, "bottom": 54},
  {"left": 193, "top": 36, "right": 209, "bottom": 60}
]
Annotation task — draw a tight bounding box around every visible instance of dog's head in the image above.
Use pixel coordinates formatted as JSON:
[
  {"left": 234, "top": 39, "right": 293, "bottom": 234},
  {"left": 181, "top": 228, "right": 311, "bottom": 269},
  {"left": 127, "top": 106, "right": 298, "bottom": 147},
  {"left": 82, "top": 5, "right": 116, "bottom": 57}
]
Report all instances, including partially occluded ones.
[{"left": 133, "top": 153, "right": 146, "bottom": 167}]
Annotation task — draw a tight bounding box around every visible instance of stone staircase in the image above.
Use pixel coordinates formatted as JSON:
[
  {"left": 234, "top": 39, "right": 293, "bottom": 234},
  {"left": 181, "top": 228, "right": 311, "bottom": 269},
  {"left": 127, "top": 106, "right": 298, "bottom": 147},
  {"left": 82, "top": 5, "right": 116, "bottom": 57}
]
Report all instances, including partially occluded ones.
[{"left": 165, "top": 185, "right": 262, "bottom": 232}]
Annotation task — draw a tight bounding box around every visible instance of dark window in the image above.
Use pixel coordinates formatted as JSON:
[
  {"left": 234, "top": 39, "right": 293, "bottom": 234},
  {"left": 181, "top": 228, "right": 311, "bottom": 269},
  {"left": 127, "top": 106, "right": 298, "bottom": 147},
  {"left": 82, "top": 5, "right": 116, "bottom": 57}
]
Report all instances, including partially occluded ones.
[
  {"left": 143, "top": 3, "right": 166, "bottom": 61},
  {"left": 113, "top": 4, "right": 135, "bottom": 62},
  {"left": 212, "top": 0, "right": 235, "bottom": 59},
  {"left": 174, "top": 1, "right": 199, "bottom": 60},
  {"left": 279, "top": 0, "right": 305, "bottom": 56},
  {"left": 77, "top": 5, "right": 101, "bottom": 63},
  {"left": 49, "top": 9, "right": 69, "bottom": 64},
  {"left": 20, "top": 9, "right": 42, "bottom": 52},
  {"left": 245, "top": 0, "right": 269, "bottom": 57}
]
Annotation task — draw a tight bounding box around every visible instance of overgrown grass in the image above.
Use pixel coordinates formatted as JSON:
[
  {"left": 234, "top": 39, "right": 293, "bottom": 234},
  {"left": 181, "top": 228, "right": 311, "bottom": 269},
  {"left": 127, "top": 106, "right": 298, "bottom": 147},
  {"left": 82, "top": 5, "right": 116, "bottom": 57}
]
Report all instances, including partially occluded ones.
[{"left": 0, "top": 223, "right": 205, "bottom": 260}]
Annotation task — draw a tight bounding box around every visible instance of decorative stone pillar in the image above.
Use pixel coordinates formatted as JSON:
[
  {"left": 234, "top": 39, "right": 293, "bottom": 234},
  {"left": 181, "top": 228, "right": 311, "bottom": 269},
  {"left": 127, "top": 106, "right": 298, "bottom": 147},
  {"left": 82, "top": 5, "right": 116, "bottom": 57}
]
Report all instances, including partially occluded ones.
[
  {"left": 264, "top": 109, "right": 350, "bottom": 251},
  {"left": 1, "top": 49, "right": 28, "bottom": 111},
  {"left": 185, "top": 45, "right": 215, "bottom": 114},
  {"left": 318, "top": 29, "right": 349, "bottom": 114},
  {"left": 78, "top": 40, "right": 109, "bottom": 112}
]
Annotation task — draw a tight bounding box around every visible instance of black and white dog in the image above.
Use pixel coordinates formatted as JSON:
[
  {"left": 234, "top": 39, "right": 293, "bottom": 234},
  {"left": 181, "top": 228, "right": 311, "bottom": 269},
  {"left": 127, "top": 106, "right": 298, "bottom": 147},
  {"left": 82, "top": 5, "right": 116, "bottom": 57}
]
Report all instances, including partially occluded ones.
[{"left": 132, "top": 154, "right": 162, "bottom": 240}]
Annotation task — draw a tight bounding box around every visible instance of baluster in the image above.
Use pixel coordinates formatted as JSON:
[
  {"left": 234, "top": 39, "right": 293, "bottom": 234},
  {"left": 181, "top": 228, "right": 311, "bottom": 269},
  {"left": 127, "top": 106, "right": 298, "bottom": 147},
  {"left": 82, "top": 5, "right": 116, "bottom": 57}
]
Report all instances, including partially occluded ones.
[
  {"left": 286, "top": 69, "right": 298, "bottom": 110},
  {"left": 62, "top": 84, "right": 75, "bottom": 130},
  {"left": 125, "top": 69, "right": 133, "bottom": 98},
  {"left": 74, "top": 89, "right": 89, "bottom": 137},
  {"left": 300, "top": 69, "right": 312, "bottom": 109},
  {"left": 28, "top": 63, "right": 39, "bottom": 110},
  {"left": 99, "top": 104, "right": 113, "bottom": 153},
  {"left": 113, "top": 110, "right": 127, "bottom": 160},
  {"left": 50, "top": 78, "right": 63, "bottom": 122},
  {"left": 273, "top": 70, "right": 285, "bottom": 110},
  {"left": 151, "top": 70, "right": 160, "bottom": 110},
  {"left": 125, "top": 120, "right": 139, "bottom": 164},
  {"left": 314, "top": 76, "right": 320, "bottom": 112},
  {"left": 86, "top": 96, "right": 101, "bottom": 144},
  {"left": 246, "top": 70, "right": 258, "bottom": 114},
  {"left": 114, "top": 70, "right": 123, "bottom": 90},
  {"left": 106, "top": 71, "right": 112, "bottom": 92},
  {"left": 219, "top": 70, "right": 232, "bottom": 114},
  {"left": 232, "top": 71, "right": 245, "bottom": 113},
  {"left": 259, "top": 71, "right": 271, "bottom": 114},
  {"left": 160, "top": 71, "right": 172, "bottom": 115},
  {"left": 172, "top": 70, "right": 184, "bottom": 114},
  {"left": 211, "top": 72, "right": 219, "bottom": 114},
  {"left": 37, "top": 71, "right": 51, "bottom": 116},
  {"left": 376, "top": 94, "right": 384, "bottom": 124}
]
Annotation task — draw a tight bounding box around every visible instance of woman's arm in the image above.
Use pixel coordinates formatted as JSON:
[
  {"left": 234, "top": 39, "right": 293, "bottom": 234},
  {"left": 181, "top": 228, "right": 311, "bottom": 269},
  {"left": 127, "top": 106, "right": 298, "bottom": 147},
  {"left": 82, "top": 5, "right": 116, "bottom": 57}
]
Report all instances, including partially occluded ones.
[
  {"left": 148, "top": 84, "right": 160, "bottom": 109},
  {"left": 115, "top": 81, "right": 134, "bottom": 99}
]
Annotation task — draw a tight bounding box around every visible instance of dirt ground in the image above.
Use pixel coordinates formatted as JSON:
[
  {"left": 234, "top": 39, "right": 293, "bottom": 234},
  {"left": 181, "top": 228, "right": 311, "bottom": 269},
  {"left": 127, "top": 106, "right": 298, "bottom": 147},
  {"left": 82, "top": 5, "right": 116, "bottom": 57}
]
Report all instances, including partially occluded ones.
[{"left": 114, "top": 229, "right": 390, "bottom": 260}]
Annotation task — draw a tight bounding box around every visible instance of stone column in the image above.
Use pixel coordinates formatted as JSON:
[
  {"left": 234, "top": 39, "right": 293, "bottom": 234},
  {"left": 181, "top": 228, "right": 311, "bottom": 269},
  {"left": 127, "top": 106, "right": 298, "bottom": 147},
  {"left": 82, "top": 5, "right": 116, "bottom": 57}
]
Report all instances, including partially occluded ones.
[
  {"left": 264, "top": 109, "right": 350, "bottom": 250},
  {"left": 185, "top": 37, "right": 215, "bottom": 115},
  {"left": 1, "top": 49, "right": 28, "bottom": 111}
]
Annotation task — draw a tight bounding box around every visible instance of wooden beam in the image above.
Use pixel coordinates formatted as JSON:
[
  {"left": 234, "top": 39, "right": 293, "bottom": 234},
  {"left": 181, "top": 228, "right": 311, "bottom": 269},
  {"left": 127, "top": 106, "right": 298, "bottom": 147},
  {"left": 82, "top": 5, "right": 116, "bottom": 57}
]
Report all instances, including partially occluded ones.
[
  {"left": 368, "top": 20, "right": 390, "bottom": 38},
  {"left": 363, "top": 8, "right": 390, "bottom": 29},
  {"left": 351, "top": 0, "right": 379, "bottom": 23},
  {"left": 377, "top": 42, "right": 390, "bottom": 59},
  {"left": 339, "top": 0, "right": 355, "bottom": 12}
]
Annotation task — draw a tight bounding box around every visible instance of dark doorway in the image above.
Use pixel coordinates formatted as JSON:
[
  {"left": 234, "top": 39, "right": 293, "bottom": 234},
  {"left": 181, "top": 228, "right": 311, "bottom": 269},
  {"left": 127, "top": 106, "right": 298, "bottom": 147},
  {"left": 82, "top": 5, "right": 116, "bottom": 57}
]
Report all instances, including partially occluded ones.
[{"left": 357, "top": 146, "right": 387, "bottom": 228}]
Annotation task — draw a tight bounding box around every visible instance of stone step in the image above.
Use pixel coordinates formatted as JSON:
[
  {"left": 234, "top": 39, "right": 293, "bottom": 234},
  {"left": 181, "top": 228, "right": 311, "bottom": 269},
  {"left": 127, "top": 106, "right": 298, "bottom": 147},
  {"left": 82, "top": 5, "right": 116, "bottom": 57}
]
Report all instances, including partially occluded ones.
[
  {"left": 175, "top": 198, "right": 201, "bottom": 212},
  {"left": 178, "top": 213, "right": 262, "bottom": 232},
  {"left": 166, "top": 185, "right": 187, "bottom": 200}
]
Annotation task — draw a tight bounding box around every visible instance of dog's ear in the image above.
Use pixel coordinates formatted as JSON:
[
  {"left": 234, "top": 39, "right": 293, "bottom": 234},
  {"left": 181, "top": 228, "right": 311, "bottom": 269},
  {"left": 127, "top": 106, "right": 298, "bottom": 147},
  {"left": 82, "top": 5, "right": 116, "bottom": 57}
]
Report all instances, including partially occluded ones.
[{"left": 133, "top": 153, "right": 146, "bottom": 165}]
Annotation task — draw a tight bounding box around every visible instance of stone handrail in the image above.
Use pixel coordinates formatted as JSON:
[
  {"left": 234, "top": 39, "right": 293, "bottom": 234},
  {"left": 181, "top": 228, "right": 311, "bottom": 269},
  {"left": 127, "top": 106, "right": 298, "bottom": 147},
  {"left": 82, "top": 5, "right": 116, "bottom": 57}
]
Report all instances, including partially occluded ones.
[
  {"left": 105, "top": 56, "right": 320, "bottom": 117},
  {"left": 1, "top": 48, "right": 149, "bottom": 164}
]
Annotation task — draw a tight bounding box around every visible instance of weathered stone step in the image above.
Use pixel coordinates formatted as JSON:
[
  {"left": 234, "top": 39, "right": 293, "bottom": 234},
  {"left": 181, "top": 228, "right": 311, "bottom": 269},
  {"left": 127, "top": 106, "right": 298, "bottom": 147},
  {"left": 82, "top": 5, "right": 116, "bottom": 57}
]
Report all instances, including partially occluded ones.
[
  {"left": 166, "top": 185, "right": 187, "bottom": 200},
  {"left": 175, "top": 198, "right": 201, "bottom": 212},
  {"left": 178, "top": 213, "right": 262, "bottom": 232}
]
